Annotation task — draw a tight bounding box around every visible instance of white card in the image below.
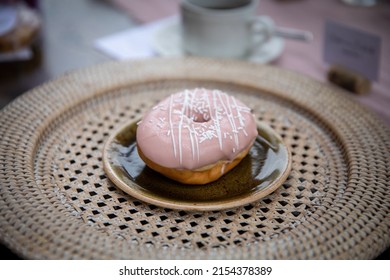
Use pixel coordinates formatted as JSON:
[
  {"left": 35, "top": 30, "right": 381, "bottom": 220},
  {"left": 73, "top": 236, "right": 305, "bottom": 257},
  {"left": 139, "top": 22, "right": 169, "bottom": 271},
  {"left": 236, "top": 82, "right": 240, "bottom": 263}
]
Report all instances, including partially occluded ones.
[{"left": 324, "top": 20, "right": 381, "bottom": 81}]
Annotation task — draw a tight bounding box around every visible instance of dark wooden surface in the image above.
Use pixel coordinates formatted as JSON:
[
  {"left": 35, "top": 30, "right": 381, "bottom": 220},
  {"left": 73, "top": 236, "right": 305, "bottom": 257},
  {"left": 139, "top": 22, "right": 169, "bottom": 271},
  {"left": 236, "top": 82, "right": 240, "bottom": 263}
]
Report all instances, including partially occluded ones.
[{"left": 0, "top": 0, "right": 134, "bottom": 110}]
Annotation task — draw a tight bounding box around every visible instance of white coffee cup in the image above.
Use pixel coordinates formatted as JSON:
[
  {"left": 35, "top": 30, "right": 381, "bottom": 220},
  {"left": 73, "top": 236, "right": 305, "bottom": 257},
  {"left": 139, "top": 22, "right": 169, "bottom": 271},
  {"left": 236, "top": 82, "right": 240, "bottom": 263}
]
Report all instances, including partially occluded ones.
[{"left": 180, "top": 0, "right": 273, "bottom": 58}]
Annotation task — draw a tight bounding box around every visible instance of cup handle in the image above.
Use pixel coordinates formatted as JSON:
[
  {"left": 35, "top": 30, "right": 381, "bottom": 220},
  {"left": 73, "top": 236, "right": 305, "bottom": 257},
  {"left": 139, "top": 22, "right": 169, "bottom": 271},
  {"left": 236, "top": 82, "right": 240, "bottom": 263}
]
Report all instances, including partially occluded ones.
[{"left": 249, "top": 16, "right": 274, "bottom": 50}]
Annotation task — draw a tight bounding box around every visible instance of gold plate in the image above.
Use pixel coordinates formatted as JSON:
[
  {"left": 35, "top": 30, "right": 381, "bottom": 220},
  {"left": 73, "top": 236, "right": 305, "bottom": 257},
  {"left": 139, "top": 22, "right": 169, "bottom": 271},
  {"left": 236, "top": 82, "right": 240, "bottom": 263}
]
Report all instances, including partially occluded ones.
[{"left": 103, "top": 120, "right": 292, "bottom": 211}]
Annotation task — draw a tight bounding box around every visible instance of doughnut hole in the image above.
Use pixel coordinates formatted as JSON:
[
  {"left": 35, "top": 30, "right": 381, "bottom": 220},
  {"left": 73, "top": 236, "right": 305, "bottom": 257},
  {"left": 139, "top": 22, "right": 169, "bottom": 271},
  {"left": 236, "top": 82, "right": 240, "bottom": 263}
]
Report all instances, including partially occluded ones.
[{"left": 189, "top": 111, "right": 211, "bottom": 123}]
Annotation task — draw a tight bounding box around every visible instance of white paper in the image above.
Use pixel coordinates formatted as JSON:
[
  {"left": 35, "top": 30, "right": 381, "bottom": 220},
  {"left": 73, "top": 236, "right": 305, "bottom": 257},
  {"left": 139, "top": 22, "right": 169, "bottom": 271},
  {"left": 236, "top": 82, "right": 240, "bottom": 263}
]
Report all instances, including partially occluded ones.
[{"left": 94, "top": 17, "right": 177, "bottom": 60}]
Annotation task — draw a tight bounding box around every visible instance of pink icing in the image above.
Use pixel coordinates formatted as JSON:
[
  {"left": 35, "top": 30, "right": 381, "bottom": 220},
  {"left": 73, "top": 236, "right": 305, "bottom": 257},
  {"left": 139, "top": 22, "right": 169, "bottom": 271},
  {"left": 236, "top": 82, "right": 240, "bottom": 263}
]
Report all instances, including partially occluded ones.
[{"left": 136, "top": 88, "right": 258, "bottom": 170}]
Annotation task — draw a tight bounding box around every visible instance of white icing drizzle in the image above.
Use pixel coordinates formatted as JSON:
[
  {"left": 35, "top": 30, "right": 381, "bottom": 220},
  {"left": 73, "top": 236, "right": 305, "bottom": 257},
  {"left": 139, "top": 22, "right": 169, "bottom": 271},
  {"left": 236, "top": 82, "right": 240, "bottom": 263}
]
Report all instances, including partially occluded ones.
[
  {"left": 168, "top": 94, "right": 177, "bottom": 158},
  {"left": 232, "top": 96, "right": 247, "bottom": 129},
  {"left": 194, "top": 123, "right": 200, "bottom": 162},
  {"left": 215, "top": 90, "right": 240, "bottom": 149},
  {"left": 189, "top": 91, "right": 199, "bottom": 161},
  {"left": 211, "top": 90, "right": 223, "bottom": 150},
  {"left": 177, "top": 90, "right": 190, "bottom": 164}
]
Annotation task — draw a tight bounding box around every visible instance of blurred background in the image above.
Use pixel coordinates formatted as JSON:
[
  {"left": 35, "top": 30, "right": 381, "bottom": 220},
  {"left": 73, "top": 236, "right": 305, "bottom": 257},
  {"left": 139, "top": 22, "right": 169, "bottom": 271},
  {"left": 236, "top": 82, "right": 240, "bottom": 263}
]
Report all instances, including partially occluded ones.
[
  {"left": 1, "top": 0, "right": 389, "bottom": 125},
  {"left": 0, "top": 0, "right": 135, "bottom": 109}
]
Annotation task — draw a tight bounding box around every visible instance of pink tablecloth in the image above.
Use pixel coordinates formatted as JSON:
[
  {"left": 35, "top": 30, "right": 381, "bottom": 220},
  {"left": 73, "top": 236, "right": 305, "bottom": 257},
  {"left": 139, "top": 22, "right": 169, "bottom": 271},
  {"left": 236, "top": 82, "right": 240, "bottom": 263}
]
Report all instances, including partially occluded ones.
[{"left": 111, "top": 0, "right": 390, "bottom": 126}]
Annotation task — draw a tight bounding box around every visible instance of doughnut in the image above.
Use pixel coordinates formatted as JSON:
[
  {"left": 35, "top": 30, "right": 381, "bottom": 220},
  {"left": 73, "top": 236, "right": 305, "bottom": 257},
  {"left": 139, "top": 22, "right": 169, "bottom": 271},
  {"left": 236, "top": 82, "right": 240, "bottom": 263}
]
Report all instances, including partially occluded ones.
[{"left": 136, "top": 88, "right": 258, "bottom": 184}]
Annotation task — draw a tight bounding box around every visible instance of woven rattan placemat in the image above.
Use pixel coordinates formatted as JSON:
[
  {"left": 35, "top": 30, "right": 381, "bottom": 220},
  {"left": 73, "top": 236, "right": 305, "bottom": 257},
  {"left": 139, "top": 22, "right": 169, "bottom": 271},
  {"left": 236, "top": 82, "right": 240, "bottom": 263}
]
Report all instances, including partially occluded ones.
[{"left": 0, "top": 58, "right": 389, "bottom": 259}]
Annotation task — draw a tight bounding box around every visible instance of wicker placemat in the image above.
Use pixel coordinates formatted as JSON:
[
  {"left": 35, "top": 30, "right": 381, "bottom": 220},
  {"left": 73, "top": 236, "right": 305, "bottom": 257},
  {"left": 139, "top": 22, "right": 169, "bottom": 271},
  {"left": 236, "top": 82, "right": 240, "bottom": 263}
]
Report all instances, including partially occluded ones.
[{"left": 0, "top": 58, "right": 389, "bottom": 259}]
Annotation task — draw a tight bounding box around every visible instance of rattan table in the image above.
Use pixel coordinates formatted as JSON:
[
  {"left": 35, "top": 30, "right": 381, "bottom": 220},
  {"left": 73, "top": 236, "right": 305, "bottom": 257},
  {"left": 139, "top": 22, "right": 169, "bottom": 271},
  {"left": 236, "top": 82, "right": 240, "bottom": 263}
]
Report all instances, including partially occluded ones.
[{"left": 0, "top": 58, "right": 389, "bottom": 259}]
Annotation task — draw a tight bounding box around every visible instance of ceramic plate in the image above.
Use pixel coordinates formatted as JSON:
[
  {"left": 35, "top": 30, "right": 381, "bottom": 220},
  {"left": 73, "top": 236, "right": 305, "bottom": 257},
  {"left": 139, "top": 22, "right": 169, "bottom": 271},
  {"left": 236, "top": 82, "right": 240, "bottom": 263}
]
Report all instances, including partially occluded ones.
[
  {"left": 103, "top": 120, "right": 291, "bottom": 211},
  {"left": 152, "top": 16, "right": 285, "bottom": 64}
]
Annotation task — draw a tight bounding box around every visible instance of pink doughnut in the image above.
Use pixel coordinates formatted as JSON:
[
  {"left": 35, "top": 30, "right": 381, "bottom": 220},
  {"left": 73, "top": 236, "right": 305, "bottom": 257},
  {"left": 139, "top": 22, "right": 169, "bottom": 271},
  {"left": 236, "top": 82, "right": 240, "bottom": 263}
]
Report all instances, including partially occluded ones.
[{"left": 136, "top": 88, "right": 258, "bottom": 184}]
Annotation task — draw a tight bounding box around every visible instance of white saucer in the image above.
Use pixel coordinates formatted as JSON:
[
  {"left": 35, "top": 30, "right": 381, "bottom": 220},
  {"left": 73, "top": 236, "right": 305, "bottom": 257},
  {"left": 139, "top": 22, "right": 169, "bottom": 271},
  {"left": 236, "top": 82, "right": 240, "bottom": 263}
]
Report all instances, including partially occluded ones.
[{"left": 152, "top": 17, "right": 285, "bottom": 64}]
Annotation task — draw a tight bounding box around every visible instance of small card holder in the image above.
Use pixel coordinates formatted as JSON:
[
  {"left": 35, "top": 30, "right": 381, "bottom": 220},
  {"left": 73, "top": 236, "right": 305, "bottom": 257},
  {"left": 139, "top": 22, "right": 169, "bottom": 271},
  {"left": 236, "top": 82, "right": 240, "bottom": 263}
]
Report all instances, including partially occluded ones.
[
  {"left": 327, "top": 65, "right": 371, "bottom": 95},
  {"left": 324, "top": 20, "right": 381, "bottom": 95}
]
